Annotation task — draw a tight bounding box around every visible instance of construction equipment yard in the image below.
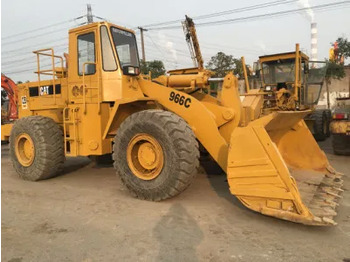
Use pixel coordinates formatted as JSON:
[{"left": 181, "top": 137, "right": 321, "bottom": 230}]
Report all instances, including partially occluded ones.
[{"left": 1, "top": 139, "right": 349, "bottom": 262}]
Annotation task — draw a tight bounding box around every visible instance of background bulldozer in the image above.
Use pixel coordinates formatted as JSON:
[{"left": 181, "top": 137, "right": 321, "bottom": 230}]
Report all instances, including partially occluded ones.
[{"left": 1, "top": 20, "right": 344, "bottom": 226}]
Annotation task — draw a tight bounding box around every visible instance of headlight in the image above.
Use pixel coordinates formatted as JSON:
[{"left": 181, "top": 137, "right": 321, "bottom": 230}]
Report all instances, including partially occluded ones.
[
  {"left": 265, "top": 86, "right": 271, "bottom": 91},
  {"left": 122, "top": 66, "right": 140, "bottom": 76},
  {"left": 128, "top": 67, "right": 135, "bottom": 74}
]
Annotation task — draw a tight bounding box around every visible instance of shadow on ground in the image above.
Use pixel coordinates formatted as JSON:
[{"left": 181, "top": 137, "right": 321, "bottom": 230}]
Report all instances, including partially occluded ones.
[
  {"left": 200, "top": 158, "right": 247, "bottom": 211},
  {"left": 153, "top": 203, "right": 204, "bottom": 262}
]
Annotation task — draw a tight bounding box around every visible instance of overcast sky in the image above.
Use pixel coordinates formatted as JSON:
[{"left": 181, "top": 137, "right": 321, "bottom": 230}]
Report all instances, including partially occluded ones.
[{"left": 1, "top": 0, "right": 349, "bottom": 81}]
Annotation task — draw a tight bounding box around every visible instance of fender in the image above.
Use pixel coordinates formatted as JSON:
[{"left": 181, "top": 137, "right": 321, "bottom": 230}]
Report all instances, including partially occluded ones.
[{"left": 103, "top": 97, "right": 155, "bottom": 139}]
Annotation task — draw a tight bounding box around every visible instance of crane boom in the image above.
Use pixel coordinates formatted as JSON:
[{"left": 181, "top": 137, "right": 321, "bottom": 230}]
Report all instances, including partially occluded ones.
[{"left": 182, "top": 15, "right": 204, "bottom": 69}]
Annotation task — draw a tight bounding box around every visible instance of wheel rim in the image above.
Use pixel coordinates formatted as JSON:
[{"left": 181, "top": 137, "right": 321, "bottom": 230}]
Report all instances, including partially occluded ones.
[
  {"left": 127, "top": 133, "right": 164, "bottom": 180},
  {"left": 15, "top": 133, "right": 35, "bottom": 167}
]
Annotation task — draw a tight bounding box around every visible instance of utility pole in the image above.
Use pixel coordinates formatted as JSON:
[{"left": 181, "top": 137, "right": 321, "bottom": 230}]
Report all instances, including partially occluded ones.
[
  {"left": 87, "top": 4, "right": 93, "bottom": 24},
  {"left": 138, "top": 27, "right": 148, "bottom": 62}
]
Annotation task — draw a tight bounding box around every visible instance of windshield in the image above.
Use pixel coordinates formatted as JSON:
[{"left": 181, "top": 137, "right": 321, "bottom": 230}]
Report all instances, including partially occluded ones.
[
  {"left": 110, "top": 27, "right": 140, "bottom": 68},
  {"left": 262, "top": 59, "right": 296, "bottom": 85}
]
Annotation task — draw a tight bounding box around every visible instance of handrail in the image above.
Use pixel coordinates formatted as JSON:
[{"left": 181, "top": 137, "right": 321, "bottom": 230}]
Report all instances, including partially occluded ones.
[
  {"left": 82, "top": 62, "right": 100, "bottom": 114},
  {"left": 33, "top": 48, "right": 64, "bottom": 105}
]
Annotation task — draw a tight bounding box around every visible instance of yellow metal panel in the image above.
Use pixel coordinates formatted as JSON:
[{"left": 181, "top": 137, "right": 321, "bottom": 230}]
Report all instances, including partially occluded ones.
[
  {"left": 269, "top": 119, "right": 329, "bottom": 171},
  {"left": 267, "top": 200, "right": 281, "bottom": 209},
  {"left": 102, "top": 97, "right": 154, "bottom": 139},
  {"left": 32, "top": 109, "right": 63, "bottom": 124},
  {"left": 226, "top": 110, "right": 343, "bottom": 225},
  {"left": 64, "top": 103, "right": 112, "bottom": 156},
  {"left": 231, "top": 188, "right": 294, "bottom": 200},
  {"left": 330, "top": 121, "right": 350, "bottom": 134},
  {"left": 1, "top": 124, "right": 13, "bottom": 141}
]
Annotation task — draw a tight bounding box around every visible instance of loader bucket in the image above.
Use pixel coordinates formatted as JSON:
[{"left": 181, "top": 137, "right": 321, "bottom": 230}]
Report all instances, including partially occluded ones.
[{"left": 227, "top": 111, "right": 343, "bottom": 225}]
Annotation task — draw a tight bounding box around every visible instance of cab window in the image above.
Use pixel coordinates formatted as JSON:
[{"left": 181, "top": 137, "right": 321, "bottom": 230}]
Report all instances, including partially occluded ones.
[
  {"left": 110, "top": 27, "right": 139, "bottom": 68},
  {"left": 100, "top": 26, "right": 117, "bottom": 71},
  {"left": 78, "top": 32, "right": 96, "bottom": 75}
]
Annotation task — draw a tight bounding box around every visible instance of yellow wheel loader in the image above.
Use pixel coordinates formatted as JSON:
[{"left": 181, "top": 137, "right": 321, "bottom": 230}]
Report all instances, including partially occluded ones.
[
  {"left": 252, "top": 52, "right": 331, "bottom": 141},
  {"left": 1, "top": 21, "right": 344, "bottom": 225}
]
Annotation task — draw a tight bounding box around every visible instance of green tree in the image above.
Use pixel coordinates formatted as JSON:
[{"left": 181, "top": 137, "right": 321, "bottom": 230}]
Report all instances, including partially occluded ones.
[
  {"left": 325, "top": 60, "right": 345, "bottom": 81},
  {"left": 324, "top": 58, "right": 346, "bottom": 109},
  {"left": 206, "top": 52, "right": 248, "bottom": 78},
  {"left": 140, "top": 60, "right": 166, "bottom": 78},
  {"left": 232, "top": 58, "right": 250, "bottom": 78},
  {"left": 335, "top": 37, "right": 350, "bottom": 62},
  {"left": 326, "top": 37, "right": 347, "bottom": 85}
]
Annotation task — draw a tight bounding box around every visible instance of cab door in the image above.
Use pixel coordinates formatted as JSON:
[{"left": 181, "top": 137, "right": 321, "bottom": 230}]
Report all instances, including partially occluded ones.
[{"left": 68, "top": 27, "right": 100, "bottom": 107}]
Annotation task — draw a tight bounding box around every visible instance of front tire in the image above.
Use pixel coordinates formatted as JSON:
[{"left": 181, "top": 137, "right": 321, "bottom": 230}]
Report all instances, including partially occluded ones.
[
  {"left": 113, "top": 110, "right": 199, "bottom": 201},
  {"left": 10, "top": 116, "right": 65, "bottom": 181}
]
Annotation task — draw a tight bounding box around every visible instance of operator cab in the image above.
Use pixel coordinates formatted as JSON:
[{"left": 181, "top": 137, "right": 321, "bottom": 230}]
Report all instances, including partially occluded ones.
[
  {"left": 67, "top": 21, "right": 142, "bottom": 102},
  {"left": 71, "top": 21, "right": 140, "bottom": 76},
  {"left": 259, "top": 51, "right": 309, "bottom": 93}
]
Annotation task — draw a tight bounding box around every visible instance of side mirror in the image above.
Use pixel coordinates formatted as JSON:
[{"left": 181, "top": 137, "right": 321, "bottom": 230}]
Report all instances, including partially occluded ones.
[{"left": 122, "top": 66, "right": 140, "bottom": 76}]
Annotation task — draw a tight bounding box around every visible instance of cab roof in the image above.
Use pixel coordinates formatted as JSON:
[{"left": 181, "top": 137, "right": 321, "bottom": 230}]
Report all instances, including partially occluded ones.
[
  {"left": 68, "top": 21, "right": 136, "bottom": 35},
  {"left": 259, "top": 51, "right": 309, "bottom": 62}
]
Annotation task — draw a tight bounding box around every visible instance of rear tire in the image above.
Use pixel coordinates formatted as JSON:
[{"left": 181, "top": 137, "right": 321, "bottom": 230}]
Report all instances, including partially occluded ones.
[
  {"left": 113, "top": 110, "right": 199, "bottom": 201},
  {"left": 332, "top": 134, "right": 350, "bottom": 155},
  {"left": 10, "top": 116, "right": 65, "bottom": 181},
  {"left": 313, "top": 110, "right": 328, "bottom": 141}
]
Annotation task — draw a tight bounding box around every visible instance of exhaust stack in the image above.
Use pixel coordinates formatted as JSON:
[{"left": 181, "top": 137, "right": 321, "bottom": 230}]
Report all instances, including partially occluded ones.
[{"left": 311, "top": 22, "right": 318, "bottom": 63}]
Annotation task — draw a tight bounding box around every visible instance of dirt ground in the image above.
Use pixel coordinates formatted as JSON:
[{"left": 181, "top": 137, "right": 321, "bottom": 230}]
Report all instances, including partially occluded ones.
[{"left": 1, "top": 139, "right": 350, "bottom": 262}]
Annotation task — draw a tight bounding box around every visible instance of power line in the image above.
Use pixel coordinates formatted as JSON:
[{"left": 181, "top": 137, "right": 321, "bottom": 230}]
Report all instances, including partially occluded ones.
[
  {"left": 148, "top": 31, "right": 262, "bottom": 54},
  {"left": 194, "top": 0, "right": 297, "bottom": 20},
  {"left": 1, "top": 47, "right": 67, "bottom": 61},
  {"left": 1, "top": 16, "right": 84, "bottom": 41},
  {"left": 145, "top": 35, "right": 171, "bottom": 62},
  {"left": 3, "top": 61, "right": 61, "bottom": 75},
  {"left": 2, "top": 26, "right": 71, "bottom": 46},
  {"left": 148, "top": 1, "right": 350, "bottom": 30},
  {"left": 93, "top": 15, "right": 136, "bottom": 29},
  {"left": 197, "top": 1, "right": 350, "bottom": 27},
  {"left": 2, "top": 54, "right": 65, "bottom": 70},
  {"left": 141, "top": 0, "right": 297, "bottom": 28},
  {"left": 2, "top": 40, "right": 67, "bottom": 55}
]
